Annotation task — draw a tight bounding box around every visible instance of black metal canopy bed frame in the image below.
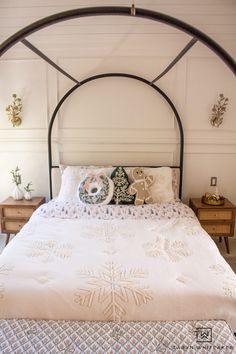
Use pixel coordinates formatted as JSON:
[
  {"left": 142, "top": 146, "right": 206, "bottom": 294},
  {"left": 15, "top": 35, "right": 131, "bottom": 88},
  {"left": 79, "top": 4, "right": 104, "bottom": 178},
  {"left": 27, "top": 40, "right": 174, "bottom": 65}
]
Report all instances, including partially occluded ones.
[
  {"left": 0, "top": 5, "right": 236, "bottom": 353},
  {"left": 0, "top": 6, "right": 235, "bottom": 200}
]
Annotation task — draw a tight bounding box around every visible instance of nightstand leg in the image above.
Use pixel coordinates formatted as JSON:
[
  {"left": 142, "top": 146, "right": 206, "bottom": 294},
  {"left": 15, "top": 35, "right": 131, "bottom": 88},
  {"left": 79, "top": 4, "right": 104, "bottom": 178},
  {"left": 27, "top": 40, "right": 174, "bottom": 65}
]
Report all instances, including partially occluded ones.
[
  {"left": 224, "top": 237, "right": 230, "bottom": 254},
  {"left": 219, "top": 237, "right": 222, "bottom": 242},
  {"left": 5, "top": 233, "right": 10, "bottom": 246}
]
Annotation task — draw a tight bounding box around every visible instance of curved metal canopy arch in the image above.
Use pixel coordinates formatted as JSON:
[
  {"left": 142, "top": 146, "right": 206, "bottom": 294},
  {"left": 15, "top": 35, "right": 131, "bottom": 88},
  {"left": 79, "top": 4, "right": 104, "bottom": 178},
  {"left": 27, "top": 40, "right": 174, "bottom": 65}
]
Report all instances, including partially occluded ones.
[{"left": 0, "top": 6, "right": 235, "bottom": 73}]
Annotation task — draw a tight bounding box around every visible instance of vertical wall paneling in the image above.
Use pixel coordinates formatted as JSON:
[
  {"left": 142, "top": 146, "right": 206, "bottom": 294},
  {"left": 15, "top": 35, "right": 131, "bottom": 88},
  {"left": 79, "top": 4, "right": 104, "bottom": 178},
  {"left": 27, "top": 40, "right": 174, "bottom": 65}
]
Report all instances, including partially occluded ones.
[{"left": 0, "top": 1, "right": 235, "bottom": 231}]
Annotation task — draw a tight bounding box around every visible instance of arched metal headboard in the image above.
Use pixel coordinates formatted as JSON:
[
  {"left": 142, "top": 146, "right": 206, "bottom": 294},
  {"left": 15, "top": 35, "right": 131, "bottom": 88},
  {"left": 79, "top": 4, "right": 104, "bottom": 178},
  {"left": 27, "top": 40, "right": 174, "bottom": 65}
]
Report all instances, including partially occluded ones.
[
  {"left": 0, "top": 6, "right": 235, "bottom": 200},
  {"left": 48, "top": 73, "right": 184, "bottom": 199}
]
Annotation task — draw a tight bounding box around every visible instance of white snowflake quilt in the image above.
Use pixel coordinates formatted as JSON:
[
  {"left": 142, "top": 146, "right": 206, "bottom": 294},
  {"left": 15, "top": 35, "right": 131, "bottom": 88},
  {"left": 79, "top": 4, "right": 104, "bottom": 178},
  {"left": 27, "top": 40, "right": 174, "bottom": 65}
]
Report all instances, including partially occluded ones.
[{"left": 0, "top": 201, "right": 235, "bottom": 332}]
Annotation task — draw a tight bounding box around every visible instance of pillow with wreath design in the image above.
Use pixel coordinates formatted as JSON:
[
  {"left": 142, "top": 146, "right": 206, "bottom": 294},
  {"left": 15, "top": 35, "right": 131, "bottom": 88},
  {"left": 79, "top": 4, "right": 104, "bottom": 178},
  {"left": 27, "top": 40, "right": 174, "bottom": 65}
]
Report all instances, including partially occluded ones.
[{"left": 77, "top": 172, "right": 114, "bottom": 205}]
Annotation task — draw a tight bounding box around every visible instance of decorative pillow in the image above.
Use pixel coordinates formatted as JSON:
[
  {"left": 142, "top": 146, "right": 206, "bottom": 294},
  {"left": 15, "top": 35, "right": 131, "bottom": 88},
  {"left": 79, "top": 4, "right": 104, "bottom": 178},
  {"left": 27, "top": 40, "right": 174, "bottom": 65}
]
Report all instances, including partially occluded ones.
[
  {"left": 57, "top": 165, "right": 176, "bottom": 203},
  {"left": 128, "top": 167, "right": 154, "bottom": 205},
  {"left": 77, "top": 172, "right": 114, "bottom": 205},
  {"left": 144, "top": 167, "right": 175, "bottom": 203},
  {"left": 111, "top": 166, "right": 134, "bottom": 204},
  {"left": 57, "top": 165, "right": 113, "bottom": 202},
  {"left": 172, "top": 168, "right": 180, "bottom": 200}
]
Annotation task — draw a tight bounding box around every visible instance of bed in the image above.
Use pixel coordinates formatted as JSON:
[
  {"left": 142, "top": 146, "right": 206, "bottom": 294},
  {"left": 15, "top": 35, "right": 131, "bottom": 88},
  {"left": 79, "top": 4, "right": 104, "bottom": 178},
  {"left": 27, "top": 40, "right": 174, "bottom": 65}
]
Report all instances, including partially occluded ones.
[
  {"left": 0, "top": 193, "right": 236, "bottom": 326},
  {"left": 0, "top": 181, "right": 236, "bottom": 352},
  {"left": 0, "top": 4, "right": 236, "bottom": 353}
]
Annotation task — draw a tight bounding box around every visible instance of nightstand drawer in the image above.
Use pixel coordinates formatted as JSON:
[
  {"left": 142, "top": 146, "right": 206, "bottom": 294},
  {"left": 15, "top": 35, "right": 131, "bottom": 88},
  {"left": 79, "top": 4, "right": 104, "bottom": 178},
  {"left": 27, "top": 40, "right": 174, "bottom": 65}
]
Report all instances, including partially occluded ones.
[
  {"left": 3, "top": 207, "right": 34, "bottom": 218},
  {"left": 2, "top": 220, "right": 26, "bottom": 233},
  {"left": 199, "top": 210, "right": 232, "bottom": 221},
  {"left": 202, "top": 223, "right": 231, "bottom": 235}
]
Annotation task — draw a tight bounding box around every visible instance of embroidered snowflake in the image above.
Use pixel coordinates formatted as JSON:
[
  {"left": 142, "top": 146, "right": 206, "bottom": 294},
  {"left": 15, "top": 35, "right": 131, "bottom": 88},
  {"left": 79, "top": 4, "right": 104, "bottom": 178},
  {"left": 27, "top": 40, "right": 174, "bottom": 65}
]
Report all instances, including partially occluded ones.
[
  {"left": 74, "top": 262, "right": 152, "bottom": 321},
  {"left": 148, "top": 218, "right": 201, "bottom": 238},
  {"left": 81, "top": 222, "right": 133, "bottom": 241},
  {"left": 223, "top": 280, "right": 236, "bottom": 297},
  {"left": 25, "top": 240, "right": 73, "bottom": 262},
  {"left": 80, "top": 222, "right": 134, "bottom": 255},
  {"left": 209, "top": 264, "right": 236, "bottom": 297},
  {"left": 0, "top": 264, "right": 13, "bottom": 276},
  {"left": 147, "top": 219, "right": 177, "bottom": 234},
  {"left": 143, "top": 237, "right": 192, "bottom": 262},
  {"left": 0, "top": 264, "right": 13, "bottom": 300},
  {"left": 180, "top": 219, "right": 203, "bottom": 236},
  {"left": 209, "top": 264, "right": 226, "bottom": 274}
]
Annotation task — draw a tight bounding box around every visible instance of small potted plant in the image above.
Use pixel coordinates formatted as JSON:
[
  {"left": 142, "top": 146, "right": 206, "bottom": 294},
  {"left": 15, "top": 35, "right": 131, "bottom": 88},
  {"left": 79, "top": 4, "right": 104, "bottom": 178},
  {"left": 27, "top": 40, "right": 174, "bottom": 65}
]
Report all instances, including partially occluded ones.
[
  {"left": 11, "top": 166, "right": 23, "bottom": 200},
  {"left": 24, "top": 182, "right": 34, "bottom": 200}
]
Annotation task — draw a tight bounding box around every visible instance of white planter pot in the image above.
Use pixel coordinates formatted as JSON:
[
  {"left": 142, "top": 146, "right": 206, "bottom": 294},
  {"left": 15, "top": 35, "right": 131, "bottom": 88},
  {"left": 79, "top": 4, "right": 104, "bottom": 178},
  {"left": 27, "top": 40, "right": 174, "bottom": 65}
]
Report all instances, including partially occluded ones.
[
  {"left": 11, "top": 185, "right": 24, "bottom": 200},
  {"left": 24, "top": 191, "right": 32, "bottom": 200}
]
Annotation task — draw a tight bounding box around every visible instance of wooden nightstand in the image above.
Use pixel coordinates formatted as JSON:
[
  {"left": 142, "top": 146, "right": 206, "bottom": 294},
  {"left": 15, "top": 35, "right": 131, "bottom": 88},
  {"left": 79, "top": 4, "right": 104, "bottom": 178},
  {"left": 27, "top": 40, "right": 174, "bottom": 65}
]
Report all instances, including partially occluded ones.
[
  {"left": 189, "top": 198, "right": 236, "bottom": 254},
  {"left": 0, "top": 196, "right": 45, "bottom": 246}
]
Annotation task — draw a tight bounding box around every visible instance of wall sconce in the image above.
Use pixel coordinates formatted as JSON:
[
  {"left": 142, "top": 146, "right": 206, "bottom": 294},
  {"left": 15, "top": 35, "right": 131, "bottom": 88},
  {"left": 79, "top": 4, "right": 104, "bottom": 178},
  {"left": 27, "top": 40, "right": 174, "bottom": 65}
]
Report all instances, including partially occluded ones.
[
  {"left": 5, "top": 93, "right": 22, "bottom": 127},
  {"left": 210, "top": 93, "right": 229, "bottom": 128}
]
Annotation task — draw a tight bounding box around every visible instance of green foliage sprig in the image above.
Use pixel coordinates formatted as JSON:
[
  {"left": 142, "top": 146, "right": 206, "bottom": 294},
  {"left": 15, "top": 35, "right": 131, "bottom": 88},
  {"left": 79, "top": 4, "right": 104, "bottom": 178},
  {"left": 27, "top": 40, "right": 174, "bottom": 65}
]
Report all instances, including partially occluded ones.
[
  {"left": 24, "top": 182, "right": 34, "bottom": 192},
  {"left": 11, "top": 166, "right": 21, "bottom": 186}
]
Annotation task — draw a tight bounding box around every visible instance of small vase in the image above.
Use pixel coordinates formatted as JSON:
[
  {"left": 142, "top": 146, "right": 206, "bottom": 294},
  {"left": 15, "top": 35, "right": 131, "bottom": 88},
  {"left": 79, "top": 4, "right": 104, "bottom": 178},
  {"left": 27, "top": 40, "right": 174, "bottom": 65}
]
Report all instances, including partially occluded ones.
[
  {"left": 11, "top": 185, "right": 24, "bottom": 200},
  {"left": 24, "top": 191, "right": 32, "bottom": 200}
]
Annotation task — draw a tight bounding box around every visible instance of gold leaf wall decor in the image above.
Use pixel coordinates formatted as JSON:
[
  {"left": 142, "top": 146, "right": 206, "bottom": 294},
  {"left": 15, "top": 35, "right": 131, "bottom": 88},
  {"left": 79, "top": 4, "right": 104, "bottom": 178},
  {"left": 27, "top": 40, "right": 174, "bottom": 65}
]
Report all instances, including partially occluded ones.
[
  {"left": 210, "top": 93, "right": 229, "bottom": 128},
  {"left": 5, "top": 93, "right": 22, "bottom": 127}
]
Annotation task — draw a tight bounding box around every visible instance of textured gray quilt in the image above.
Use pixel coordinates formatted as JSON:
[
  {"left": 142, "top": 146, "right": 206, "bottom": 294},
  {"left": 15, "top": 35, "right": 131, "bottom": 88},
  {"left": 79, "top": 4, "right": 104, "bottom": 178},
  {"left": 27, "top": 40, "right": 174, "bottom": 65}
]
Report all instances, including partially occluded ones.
[{"left": 0, "top": 319, "right": 235, "bottom": 353}]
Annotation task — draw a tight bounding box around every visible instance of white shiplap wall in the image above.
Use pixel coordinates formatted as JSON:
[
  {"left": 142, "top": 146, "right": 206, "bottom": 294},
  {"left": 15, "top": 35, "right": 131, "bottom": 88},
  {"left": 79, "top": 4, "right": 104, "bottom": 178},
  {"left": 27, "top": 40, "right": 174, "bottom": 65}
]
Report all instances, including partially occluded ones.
[{"left": 0, "top": 0, "right": 235, "bottom": 215}]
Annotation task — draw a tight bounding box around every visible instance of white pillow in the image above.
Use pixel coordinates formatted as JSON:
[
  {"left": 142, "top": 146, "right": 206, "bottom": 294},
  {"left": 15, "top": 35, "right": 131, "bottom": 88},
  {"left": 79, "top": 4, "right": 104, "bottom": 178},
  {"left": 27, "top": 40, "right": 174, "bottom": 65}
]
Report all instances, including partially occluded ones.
[
  {"left": 57, "top": 165, "right": 113, "bottom": 202},
  {"left": 144, "top": 167, "right": 175, "bottom": 203}
]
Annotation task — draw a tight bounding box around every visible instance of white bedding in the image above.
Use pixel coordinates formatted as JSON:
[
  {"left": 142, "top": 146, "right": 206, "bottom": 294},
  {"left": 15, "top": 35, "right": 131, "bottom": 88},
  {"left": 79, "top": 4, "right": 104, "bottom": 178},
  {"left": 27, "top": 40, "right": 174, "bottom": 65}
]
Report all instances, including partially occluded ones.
[{"left": 0, "top": 201, "right": 235, "bottom": 331}]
